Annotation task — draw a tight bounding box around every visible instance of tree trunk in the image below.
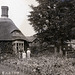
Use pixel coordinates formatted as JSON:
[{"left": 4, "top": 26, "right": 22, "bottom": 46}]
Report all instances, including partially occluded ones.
[
  {"left": 54, "top": 47, "right": 57, "bottom": 56},
  {"left": 59, "top": 46, "right": 63, "bottom": 56}
]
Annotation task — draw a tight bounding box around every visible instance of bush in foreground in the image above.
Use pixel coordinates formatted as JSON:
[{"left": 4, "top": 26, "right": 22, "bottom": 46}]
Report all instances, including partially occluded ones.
[{"left": 1, "top": 54, "right": 75, "bottom": 75}]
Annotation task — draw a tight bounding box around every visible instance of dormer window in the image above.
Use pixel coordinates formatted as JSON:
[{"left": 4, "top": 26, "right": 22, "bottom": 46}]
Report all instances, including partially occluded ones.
[{"left": 11, "top": 30, "right": 22, "bottom": 36}]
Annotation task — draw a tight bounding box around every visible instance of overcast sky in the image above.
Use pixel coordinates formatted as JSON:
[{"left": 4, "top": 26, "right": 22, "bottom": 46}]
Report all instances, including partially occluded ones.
[{"left": 0, "top": 0, "right": 38, "bottom": 36}]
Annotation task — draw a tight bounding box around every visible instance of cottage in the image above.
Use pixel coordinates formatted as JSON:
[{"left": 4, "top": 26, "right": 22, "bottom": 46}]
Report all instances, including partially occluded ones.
[{"left": 0, "top": 6, "right": 29, "bottom": 58}]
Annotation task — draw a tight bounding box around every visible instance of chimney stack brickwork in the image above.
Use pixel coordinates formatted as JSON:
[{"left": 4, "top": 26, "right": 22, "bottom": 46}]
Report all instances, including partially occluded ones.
[{"left": 1, "top": 6, "right": 9, "bottom": 17}]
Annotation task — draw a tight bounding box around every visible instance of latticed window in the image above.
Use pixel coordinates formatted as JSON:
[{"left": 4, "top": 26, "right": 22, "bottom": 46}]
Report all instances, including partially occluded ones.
[{"left": 12, "top": 41, "right": 24, "bottom": 54}]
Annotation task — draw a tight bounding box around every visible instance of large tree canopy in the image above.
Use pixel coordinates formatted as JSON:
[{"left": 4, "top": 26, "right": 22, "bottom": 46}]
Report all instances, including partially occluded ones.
[{"left": 28, "top": 0, "right": 75, "bottom": 49}]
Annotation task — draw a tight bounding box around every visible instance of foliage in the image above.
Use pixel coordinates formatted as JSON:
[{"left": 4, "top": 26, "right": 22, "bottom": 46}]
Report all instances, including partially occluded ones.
[
  {"left": 28, "top": 0, "right": 75, "bottom": 49},
  {"left": 2, "top": 55, "right": 75, "bottom": 75},
  {"left": 0, "top": 42, "right": 13, "bottom": 53}
]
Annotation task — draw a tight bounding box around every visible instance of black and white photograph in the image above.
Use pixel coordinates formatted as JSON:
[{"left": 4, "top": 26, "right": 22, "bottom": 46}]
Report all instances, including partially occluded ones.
[{"left": 0, "top": 0, "right": 75, "bottom": 75}]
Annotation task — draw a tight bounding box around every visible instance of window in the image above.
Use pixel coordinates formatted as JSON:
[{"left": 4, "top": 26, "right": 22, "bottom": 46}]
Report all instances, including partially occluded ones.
[{"left": 12, "top": 41, "right": 24, "bottom": 54}]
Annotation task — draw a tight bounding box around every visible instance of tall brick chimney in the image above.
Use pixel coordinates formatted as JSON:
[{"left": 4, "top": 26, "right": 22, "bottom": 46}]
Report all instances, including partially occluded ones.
[{"left": 1, "top": 6, "right": 9, "bottom": 17}]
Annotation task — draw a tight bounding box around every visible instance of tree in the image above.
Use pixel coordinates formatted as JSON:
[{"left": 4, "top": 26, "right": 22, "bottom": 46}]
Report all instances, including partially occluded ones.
[{"left": 28, "top": 0, "right": 75, "bottom": 53}]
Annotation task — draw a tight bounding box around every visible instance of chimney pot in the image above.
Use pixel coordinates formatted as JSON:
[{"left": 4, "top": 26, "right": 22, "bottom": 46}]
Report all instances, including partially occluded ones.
[{"left": 1, "top": 6, "right": 9, "bottom": 17}]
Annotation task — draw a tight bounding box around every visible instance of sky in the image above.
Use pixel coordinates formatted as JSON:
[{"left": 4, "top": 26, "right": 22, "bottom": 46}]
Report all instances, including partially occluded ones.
[{"left": 0, "top": 0, "right": 38, "bottom": 36}]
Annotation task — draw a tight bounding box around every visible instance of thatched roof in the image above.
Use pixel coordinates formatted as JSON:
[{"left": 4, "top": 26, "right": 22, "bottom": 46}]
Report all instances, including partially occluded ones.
[
  {"left": 26, "top": 34, "right": 37, "bottom": 42},
  {"left": 0, "top": 17, "right": 28, "bottom": 41}
]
